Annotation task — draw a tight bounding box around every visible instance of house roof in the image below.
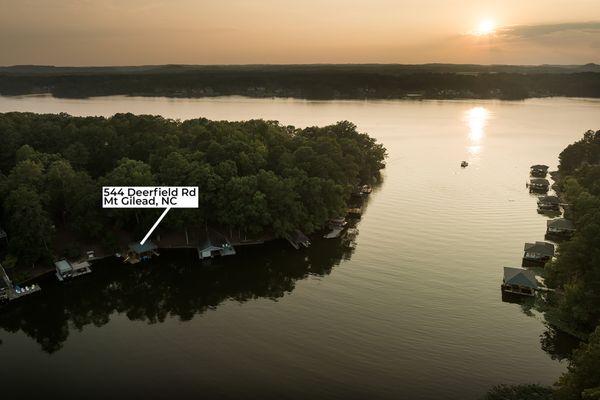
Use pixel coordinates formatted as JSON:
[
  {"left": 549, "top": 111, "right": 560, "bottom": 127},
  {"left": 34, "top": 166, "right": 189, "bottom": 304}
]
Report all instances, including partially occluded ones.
[
  {"left": 530, "top": 178, "right": 550, "bottom": 185},
  {"left": 504, "top": 267, "right": 538, "bottom": 289},
  {"left": 538, "top": 195, "right": 560, "bottom": 205},
  {"left": 54, "top": 260, "right": 72, "bottom": 273},
  {"left": 547, "top": 218, "right": 575, "bottom": 230},
  {"left": 129, "top": 241, "right": 158, "bottom": 254},
  {"left": 531, "top": 164, "right": 549, "bottom": 170},
  {"left": 524, "top": 241, "right": 555, "bottom": 257}
]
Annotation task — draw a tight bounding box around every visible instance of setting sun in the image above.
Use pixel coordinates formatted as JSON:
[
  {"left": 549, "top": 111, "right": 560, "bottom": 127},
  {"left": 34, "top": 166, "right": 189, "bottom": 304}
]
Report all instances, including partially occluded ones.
[{"left": 474, "top": 19, "right": 496, "bottom": 36}]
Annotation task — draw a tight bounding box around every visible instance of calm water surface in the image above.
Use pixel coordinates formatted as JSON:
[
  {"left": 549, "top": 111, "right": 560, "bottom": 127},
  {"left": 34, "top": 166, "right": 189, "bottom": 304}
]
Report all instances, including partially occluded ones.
[{"left": 1, "top": 95, "right": 600, "bottom": 399}]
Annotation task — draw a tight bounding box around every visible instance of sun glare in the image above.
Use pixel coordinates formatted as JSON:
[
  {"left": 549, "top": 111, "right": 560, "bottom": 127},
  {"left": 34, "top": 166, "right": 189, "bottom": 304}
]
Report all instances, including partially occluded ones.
[
  {"left": 474, "top": 19, "right": 496, "bottom": 36},
  {"left": 466, "top": 106, "right": 490, "bottom": 142}
]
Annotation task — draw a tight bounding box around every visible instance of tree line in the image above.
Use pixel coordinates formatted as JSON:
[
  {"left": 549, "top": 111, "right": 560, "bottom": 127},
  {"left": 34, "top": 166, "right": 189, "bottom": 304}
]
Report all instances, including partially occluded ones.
[
  {"left": 1, "top": 65, "right": 600, "bottom": 100},
  {"left": 0, "top": 112, "right": 386, "bottom": 268}
]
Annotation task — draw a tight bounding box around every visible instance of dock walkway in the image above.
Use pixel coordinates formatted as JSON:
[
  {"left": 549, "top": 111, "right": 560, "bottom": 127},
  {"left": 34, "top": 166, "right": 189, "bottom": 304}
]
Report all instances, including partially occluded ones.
[{"left": 1, "top": 263, "right": 41, "bottom": 301}]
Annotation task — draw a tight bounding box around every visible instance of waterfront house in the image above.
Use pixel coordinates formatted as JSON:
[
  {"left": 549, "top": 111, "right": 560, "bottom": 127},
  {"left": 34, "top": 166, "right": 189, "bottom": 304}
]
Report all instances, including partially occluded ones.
[
  {"left": 529, "top": 178, "right": 550, "bottom": 192},
  {"left": 523, "top": 241, "right": 555, "bottom": 267},
  {"left": 197, "top": 231, "right": 236, "bottom": 260},
  {"left": 537, "top": 195, "right": 560, "bottom": 212},
  {"left": 125, "top": 241, "right": 159, "bottom": 264},
  {"left": 361, "top": 185, "right": 373, "bottom": 195},
  {"left": 546, "top": 218, "right": 576, "bottom": 238},
  {"left": 54, "top": 259, "right": 92, "bottom": 281},
  {"left": 502, "top": 267, "right": 538, "bottom": 297}
]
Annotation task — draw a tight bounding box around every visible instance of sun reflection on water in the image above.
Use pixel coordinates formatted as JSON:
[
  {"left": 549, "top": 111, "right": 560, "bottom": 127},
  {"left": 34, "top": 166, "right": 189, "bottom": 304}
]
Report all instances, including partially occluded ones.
[
  {"left": 467, "top": 106, "right": 489, "bottom": 142},
  {"left": 463, "top": 106, "right": 490, "bottom": 160}
]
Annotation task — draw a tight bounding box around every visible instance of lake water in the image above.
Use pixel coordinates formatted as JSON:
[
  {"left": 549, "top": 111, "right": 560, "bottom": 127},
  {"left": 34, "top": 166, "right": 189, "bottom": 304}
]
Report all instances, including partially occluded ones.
[{"left": 1, "top": 95, "right": 599, "bottom": 399}]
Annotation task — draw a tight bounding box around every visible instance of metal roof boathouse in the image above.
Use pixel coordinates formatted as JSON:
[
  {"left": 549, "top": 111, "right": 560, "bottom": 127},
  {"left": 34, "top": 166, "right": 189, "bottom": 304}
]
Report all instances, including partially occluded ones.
[
  {"left": 530, "top": 164, "right": 549, "bottom": 178},
  {"left": 522, "top": 241, "right": 555, "bottom": 267},
  {"left": 537, "top": 195, "right": 560, "bottom": 212},
  {"left": 55, "top": 259, "right": 92, "bottom": 282},
  {"left": 546, "top": 218, "right": 576, "bottom": 239},
  {"left": 502, "top": 267, "right": 539, "bottom": 297},
  {"left": 529, "top": 178, "right": 550, "bottom": 193},
  {"left": 197, "top": 230, "right": 236, "bottom": 260}
]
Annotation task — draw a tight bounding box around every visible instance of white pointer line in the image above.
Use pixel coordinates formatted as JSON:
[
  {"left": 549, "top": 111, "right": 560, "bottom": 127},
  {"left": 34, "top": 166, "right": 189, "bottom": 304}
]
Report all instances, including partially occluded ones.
[{"left": 140, "top": 207, "right": 171, "bottom": 245}]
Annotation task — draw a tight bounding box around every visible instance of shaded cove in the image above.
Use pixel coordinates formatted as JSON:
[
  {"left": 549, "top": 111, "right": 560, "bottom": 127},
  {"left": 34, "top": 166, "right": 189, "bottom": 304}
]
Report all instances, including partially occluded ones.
[{"left": 0, "top": 237, "right": 354, "bottom": 354}]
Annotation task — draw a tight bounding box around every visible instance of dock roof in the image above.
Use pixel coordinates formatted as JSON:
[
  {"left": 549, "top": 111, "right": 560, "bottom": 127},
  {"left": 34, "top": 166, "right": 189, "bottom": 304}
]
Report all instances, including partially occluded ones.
[
  {"left": 54, "top": 260, "right": 72, "bottom": 274},
  {"left": 538, "top": 195, "right": 560, "bottom": 204},
  {"left": 504, "top": 267, "right": 538, "bottom": 289},
  {"left": 524, "top": 241, "right": 555, "bottom": 257},
  {"left": 530, "top": 178, "right": 550, "bottom": 185},
  {"left": 531, "top": 164, "right": 549, "bottom": 170},
  {"left": 547, "top": 218, "right": 575, "bottom": 230}
]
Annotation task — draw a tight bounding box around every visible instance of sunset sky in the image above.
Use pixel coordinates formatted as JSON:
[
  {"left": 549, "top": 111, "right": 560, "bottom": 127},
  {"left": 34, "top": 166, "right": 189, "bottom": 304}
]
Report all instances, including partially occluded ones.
[{"left": 1, "top": 0, "right": 599, "bottom": 66}]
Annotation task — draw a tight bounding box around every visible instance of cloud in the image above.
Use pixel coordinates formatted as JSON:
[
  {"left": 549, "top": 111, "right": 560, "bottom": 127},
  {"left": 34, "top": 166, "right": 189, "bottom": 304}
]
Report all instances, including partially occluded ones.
[{"left": 498, "top": 21, "right": 600, "bottom": 40}]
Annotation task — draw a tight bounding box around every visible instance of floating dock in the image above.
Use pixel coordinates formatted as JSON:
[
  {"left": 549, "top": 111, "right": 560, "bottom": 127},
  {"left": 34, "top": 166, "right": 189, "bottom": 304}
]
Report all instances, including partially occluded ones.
[{"left": 1, "top": 263, "right": 41, "bottom": 302}]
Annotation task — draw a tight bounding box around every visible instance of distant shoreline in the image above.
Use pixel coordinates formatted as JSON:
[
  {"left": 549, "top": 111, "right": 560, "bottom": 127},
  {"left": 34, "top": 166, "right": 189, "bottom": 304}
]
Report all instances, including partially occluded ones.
[{"left": 2, "top": 64, "right": 600, "bottom": 101}]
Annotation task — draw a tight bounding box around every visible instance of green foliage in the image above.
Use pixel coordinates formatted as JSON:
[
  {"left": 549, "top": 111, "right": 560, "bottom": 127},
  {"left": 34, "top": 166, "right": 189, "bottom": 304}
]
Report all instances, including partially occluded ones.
[
  {"left": 0, "top": 112, "right": 386, "bottom": 266},
  {"left": 3, "top": 186, "right": 54, "bottom": 266},
  {"left": 555, "top": 327, "right": 600, "bottom": 400},
  {"left": 545, "top": 132, "right": 600, "bottom": 336},
  {"left": 540, "top": 129, "right": 600, "bottom": 400},
  {"left": 481, "top": 384, "right": 553, "bottom": 400}
]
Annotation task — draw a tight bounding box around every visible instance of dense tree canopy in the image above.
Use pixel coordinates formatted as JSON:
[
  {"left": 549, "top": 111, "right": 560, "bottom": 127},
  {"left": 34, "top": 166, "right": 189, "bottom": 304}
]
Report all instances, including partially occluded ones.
[
  {"left": 546, "top": 130, "right": 600, "bottom": 336},
  {"left": 0, "top": 112, "right": 386, "bottom": 267},
  {"left": 541, "top": 130, "right": 600, "bottom": 399}
]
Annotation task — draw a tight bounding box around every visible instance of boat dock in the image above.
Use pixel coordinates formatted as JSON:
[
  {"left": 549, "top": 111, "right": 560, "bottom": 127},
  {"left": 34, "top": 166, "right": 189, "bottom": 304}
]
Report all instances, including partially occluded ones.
[{"left": 1, "top": 263, "right": 41, "bottom": 302}]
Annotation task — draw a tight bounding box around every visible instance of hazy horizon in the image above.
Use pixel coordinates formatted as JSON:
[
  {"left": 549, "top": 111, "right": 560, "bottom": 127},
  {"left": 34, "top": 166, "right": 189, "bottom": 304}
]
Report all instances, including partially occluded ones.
[{"left": 1, "top": 1, "right": 599, "bottom": 66}]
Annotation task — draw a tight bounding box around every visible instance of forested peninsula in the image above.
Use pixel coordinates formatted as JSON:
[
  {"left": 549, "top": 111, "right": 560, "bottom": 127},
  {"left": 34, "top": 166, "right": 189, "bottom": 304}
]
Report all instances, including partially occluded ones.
[
  {"left": 0, "top": 113, "right": 386, "bottom": 273},
  {"left": 1, "top": 64, "right": 600, "bottom": 100}
]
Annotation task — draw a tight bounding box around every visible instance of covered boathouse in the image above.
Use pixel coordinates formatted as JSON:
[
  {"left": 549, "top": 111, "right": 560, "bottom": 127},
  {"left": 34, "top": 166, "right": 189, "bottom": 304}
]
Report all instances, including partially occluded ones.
[
  {"left": 537, "top": 195, "right": 560, "bottom": 212},
  {"left": 523, "top": 241, "right": 555, "bottom": 266},
  {"left": 529, "top": 178, "right": 550, "bottom": 192},
  {"left": 546, "top": 218, "right": 576, "bottom": 238},
  {"left": 125, "top": 241, "right": 159, "bottom": 264},
  {"left": 55, "top": 259, "right": 92, "bottom": 281},
  {"left": 530, "top": 164, "right": 549, "bottom": 178},
  {"left": 502, "top": 267, "right": 538, "bottom": 297},
  {"left": 197, "top": 230, "right": 236, "bottom": 260}
]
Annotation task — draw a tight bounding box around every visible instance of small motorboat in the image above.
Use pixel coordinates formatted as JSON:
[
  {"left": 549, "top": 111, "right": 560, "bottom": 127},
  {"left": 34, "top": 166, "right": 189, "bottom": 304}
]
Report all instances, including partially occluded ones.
[{"left": 461, "top": 161, "right": 469, "bottom": 168}]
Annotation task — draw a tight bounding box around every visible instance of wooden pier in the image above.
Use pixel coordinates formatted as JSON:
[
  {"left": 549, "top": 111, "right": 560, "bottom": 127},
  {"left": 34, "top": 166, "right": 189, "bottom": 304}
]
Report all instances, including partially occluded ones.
[{"left": 1, "top": 263, "right": 41, "bottom": 302}]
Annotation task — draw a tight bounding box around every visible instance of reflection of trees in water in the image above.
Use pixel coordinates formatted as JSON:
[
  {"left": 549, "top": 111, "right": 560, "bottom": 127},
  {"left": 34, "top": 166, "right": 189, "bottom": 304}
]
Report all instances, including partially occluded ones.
[
  {"left": 502, "top": 292, "right": 580, "bottom": 361},
  {"left": 540, "top": 324, "right": 581, "bottom": 361},
  {"left": 0, "top": 236, "right": 355, "bottom": 353}
]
